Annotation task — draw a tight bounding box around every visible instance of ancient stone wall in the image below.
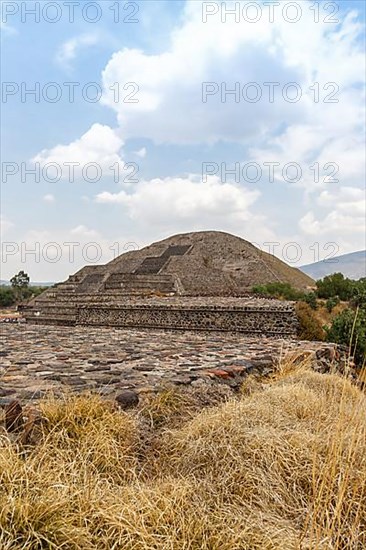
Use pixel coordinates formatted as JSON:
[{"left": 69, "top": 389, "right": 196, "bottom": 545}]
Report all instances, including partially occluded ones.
[
  {"left": 21, "top": 295, "right": 299, "bottom": 336},
  {"left": 78, "top": 304, "right": 298, "bottom": 336}
]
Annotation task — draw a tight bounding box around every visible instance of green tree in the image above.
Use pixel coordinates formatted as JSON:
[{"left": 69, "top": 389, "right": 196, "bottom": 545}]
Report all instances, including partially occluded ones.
[
  {"left": 316, "top": 273, "right": 354, "bottom": 301},
  {"left": 10, "top": 270, "right": 30, "bottom": 302}
]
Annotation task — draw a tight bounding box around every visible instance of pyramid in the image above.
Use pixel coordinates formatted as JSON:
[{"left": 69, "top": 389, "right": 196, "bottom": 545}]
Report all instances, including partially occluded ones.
[
  {"left": 21, "top": 231, "right": 313, "bottom": 335},
  {"left": 106, "top": 230, "right": 313, "bottom": 294}
]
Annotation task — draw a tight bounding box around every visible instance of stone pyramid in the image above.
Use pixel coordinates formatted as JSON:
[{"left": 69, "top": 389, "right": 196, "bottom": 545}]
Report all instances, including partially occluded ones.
[{"left": 21, "top": 231, "right": 312, "bottom": 335}]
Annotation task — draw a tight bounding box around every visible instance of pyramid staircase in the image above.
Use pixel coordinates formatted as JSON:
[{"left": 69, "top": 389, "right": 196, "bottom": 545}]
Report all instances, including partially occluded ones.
[{"left": 20, "top": 270, "right": 178, "bottom": 325}]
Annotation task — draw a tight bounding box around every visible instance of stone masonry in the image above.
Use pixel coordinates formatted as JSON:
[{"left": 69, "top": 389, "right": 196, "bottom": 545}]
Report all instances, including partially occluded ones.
[
  {"left": 77, "top": 298, "right": 298, "bottom": 336},
  {"left": 0, "top": 324, "right": 350, "bottom": 406}
]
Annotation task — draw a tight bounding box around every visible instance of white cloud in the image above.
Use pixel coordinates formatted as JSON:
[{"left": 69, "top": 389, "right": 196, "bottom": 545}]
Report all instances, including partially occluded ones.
[
  {"left": 299, "top": 187, "right": 366, "bottom": 240},
  {"left": 28, "top": 0, "right": 365, "bottom": 271},
  {"left": 0, "top": 21, "right": 18, "bottom": 36},
  {"left": 318, "top": 187, "right": 365, "bottom": 211},
  {"left": 56, "top": 33, "right": 99, "bottom": 70},
  {"left": 70, "top": 225, "right": 100, "bottom": 238},
  {"left": 249, "top": 90, "right": 365, "bottom": 192},
  {"left": 32, "top": 123, "right": 124, "bottom": 181},
  {"left": 95, "top": 174, "right": 276, "bottom": 241},
  {"left": 0, "top": 216, "right": 14, "bottom": 235},
  {"left": 133, "top": 147, "right": 147, "bottom": 159},
  {"left": 100, "top": 1, "right": 365, "bottom": 145},
  {"left": 300, "top": 210, "right": 365, "bottom": 236},
  {"left": 43, "top": 194, "right": 55, "bottom": 203}
]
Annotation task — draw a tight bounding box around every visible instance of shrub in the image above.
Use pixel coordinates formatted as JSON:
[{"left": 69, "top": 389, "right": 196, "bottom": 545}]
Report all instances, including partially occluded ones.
[
  {"left": 303, "top": 291, "right": 318, "bottom": 310},
  {"left": 252, "top": 282, "right": 305, "bottom": 301},
  {"left": 0, "top": 285, "right": 47, "bottom": 307},
  {"left": 296, "top": 302, "right": 325, "bottom": 341},
  {"left": 326, "top": 307, "right": 366, "bottom": 367},
  {"left": 0, "top": 287, "right": 16, "bottom": 307},
  {"left": 316, "top": 273, "right": 354, "bottom": 301},
  {"left": 326, "top": 296, "right": 340, "bottom": 313},
  {"left": 350, "top": 278, "right": 366, "bottom": 308}
]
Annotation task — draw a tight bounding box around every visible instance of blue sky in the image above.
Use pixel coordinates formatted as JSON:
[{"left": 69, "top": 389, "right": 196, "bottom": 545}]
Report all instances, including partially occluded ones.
[{"left": 1, "top": 0, "right": 365, "bottom": 281}]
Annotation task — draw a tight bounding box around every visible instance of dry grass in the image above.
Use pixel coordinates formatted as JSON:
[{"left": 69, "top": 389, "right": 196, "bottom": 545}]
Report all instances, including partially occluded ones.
[
  {"left": 1, "top": 362, "right": 365, "bottom": 549},
  {"left": 314, "top": 302, "right": 349, "bottom": 329}
]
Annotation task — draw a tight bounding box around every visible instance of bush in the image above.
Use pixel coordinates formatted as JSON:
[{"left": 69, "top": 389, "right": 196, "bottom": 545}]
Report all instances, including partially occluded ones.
[
  {"left": 303, "top": 291, "right": 318, "bottom": 310},
  {"left": 326, "top": 296, "right": 340, "bottom": 313},
  {"left": 296, "top": 302, "right": 325, "bottom": 341},
  {"left": 252, "top": 282, "right": 322, "bottom": 308},
  {"left": 0, "top": 287, "right": 16, "bottom": 307},
  {"left": 0, "top": 285, "right": 47, "bottom": 307},
  {"left": 350, "top": 278, "right": 366, "bottom": 308},
  {"left": 326, "top": 307, "right": 366, "bottom": 367},
  {"left": 252, "top": 282, "right": 305, "bottom": 301},
  {"left": 316, "top": 273, "right": 354, "bottom": 301}
]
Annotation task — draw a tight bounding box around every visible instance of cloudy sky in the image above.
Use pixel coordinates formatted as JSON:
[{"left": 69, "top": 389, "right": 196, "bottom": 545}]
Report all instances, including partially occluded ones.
[{"left": 1, "top": 0, "right": 365, "bottom": 281}]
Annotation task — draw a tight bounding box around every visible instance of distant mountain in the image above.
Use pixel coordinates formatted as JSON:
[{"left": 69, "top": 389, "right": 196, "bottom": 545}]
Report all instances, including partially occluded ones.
[
  {"left": 300, "top": 251, "right": 366, "bottom": 281},
  {"left": 0, "top": 280, "right": 55, "bottom": 287}
]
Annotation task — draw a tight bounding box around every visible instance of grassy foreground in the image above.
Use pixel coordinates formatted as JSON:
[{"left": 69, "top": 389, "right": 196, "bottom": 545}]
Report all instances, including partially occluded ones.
[{"left": 0, "top": 362, "right": 365, "bottom": 549}]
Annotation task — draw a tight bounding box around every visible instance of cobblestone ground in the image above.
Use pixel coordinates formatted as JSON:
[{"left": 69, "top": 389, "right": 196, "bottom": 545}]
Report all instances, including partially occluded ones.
[{"left": 0, "top": 324, "right": 344, "bottom": 405}]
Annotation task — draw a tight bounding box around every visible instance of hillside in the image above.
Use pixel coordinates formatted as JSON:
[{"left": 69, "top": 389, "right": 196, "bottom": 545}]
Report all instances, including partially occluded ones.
[{"left": 301, "top": 250, "right": 366, "bottom": 280}]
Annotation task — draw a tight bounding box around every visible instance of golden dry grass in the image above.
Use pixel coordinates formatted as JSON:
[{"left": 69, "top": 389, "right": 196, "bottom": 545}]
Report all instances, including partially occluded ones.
[{"left": 0, "top": 363, "right": 365, "bottom": 549}]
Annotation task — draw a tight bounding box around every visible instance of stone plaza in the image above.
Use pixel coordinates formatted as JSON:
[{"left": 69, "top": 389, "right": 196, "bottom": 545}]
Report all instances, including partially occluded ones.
[{"left": 0, "top": 323, "right": 348, "bottom": 405}]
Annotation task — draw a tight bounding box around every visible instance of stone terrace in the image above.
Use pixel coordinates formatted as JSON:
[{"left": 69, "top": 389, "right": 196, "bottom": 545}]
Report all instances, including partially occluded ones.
[
  {"left": 21, "top": 296, "right": 299, "bottom": 336},
  {"left": 0, "top": 324, "right": 348, "bottom": 405}
]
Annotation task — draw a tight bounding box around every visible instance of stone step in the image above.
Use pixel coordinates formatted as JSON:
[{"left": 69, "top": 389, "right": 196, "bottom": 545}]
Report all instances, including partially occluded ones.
[
  {"left": 108, "top": 273, "right": 173, "bottom": 281},
  {"left": 23, "top": 308, "right": 76, "bottom": 319},
  {"left": 23, "top": 305, "right": 75, "bottom": 313},
  {"left": 105, "top": 283, "right": 175, "bottom": 292},
  {"left": 24, "top": 317, "right": 76, "bottom": 326},
  {"left": 75, "top": 273, "right": 107, "bottom": 294},
  {"left": 57, "top": 284, "right": 77, "bottom": 291},
  {"left": 104, "top": 273, "right": 175, "bottom": 292},
  {"left": 32, "top": 291, "right": 175, "bottom": 306},
  {"left": 33, "top": 274, "right": 176, "bottom": 299}
]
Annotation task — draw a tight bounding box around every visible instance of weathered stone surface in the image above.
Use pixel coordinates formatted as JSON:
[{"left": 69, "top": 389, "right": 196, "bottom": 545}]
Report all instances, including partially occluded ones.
[
  {"left": 19, "top": 390, "right": 46, "bottom": 400},
  {"left": 0, "top": 324, "right": 352, "bottom": 405},
  {"left": 77, "top": 299, "right": 299, "bottom": 336},
  {"left": 0, "top": 387, "right": 16, "bottom": 397},
  {"left": 115, "top": 390, "right": 139, "bottom": 410}
]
